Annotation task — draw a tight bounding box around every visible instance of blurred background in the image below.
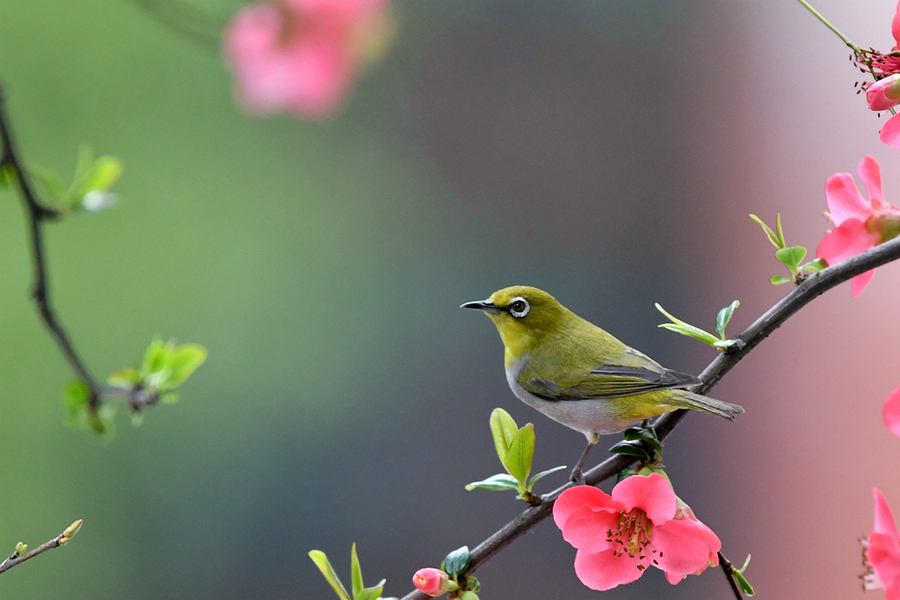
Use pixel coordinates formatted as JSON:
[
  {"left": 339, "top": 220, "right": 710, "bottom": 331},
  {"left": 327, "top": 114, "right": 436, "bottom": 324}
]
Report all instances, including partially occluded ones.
[{"left": 1, "top": 0, "right": 899, "bottom": 598}]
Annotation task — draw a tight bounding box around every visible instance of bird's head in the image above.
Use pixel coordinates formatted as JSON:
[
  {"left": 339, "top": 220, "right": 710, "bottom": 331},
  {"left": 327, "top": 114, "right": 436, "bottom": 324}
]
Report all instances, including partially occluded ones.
[{"left": 461, "top": 286, "right": 575, "bottom": 360}]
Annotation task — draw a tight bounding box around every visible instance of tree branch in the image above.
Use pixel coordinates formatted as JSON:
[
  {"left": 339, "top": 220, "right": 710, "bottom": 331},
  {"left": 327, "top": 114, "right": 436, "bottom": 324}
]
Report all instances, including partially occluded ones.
[
  {"left": 0, "top": 519, "right": 83, "bottom": 576},
  {"left": 0, "top": 85, "right": 105, "bottom": 408},
  {"left": 399, "top": 234, "right": 900, "bottom": 600}
]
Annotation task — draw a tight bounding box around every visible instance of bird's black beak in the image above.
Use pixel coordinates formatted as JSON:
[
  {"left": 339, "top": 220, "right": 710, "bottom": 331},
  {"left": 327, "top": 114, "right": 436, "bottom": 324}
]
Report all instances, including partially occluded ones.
[{"left": 460, "top": 299, "right": 502, "bottom": 314}]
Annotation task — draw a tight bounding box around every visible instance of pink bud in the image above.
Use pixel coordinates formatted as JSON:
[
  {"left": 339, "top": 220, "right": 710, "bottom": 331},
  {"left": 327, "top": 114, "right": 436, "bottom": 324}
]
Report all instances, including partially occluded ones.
[
  {"left": 412, "top": 568, "right": 450, "bottom": 597},
  {"left": 867, "top": 74, "right": 900, "bottom": 111}
]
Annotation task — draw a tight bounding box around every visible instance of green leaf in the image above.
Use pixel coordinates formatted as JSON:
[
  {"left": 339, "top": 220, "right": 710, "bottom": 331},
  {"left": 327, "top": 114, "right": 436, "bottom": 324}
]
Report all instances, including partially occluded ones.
[
  {"left": 441, "top": 546, "right": 470, "bottom": 578},
  {"left": 775, "top": 213, "right": 786, "bottom": 248},
  {"left": 749, "top": 214, "right": 782, "bottom": 248},
  {"left": 82, "top": 155, "right": 123, "bottom": 192},
  {"left": 775, "top": 246, "right": 806, "bottom": 272},
  {"left": 166, "top": 344, "right": 207, "bottom": 387},
  {"left": 527, "top": 465, "right": 567, "bottom": 490},
  {"left": 465, "top": 473, "right": 521, "bottom": 492},
  {"left": 622, "top": 427, "right": 662, "bottom": 455},
  {"left": 655, "top": 304, "right": 719, "bottom": 345},
  {"left": 489, "top": 408, "right": 518, "bottom": 462},
  {"left": 350, "top": 544, "right": 363, "bottom": 599},
  {"left": 0, "top": 163, "right": 15, "bottom": 187},
  {"left": 64, "top": 379, "right": 91, "bottom": 410},
  {"left": 309, "top": 551, "right": 352, "bottom": 600},
  {"left": 608, "top": 440, "right": 652, "bottom": 460},
  {"left": 715, "top": 301, "right": 739, "bottom": 339},
  {"left": 769, "top": 275, "right": 793, "bottom": 285},
  {"left": 801, "top": 258, "right": 827, "bottom": 273},
  {"left": 733, "top": 570, "right": 755, "bottom": 596},
  {"left": 160, "top": 392, "right": 180, "bottom": 404},
  {"left": 142, "top": 339, "right": 169, "bottom": 375},
  {"left": 501, "top": 423, "right": 534, "bottom": 485},
  {"left": 355, "top": 582, "right": 386, "bottom": 600}
]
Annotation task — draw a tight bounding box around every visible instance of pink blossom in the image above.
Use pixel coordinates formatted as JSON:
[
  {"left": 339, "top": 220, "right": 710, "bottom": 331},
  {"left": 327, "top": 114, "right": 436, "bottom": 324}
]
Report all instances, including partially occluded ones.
[
  {"left": 863, "top": 489, "right": 900, "bottom": 600},
  {"left": 816, "top": 156, "right": 900, "bottom": 296},
  {"left": 553, "top": 473, "right": 720, "bottom": 591},
  {"left": 868, "top": 75, "right": 900, "bottom": 112},
  {"left": 412, "top": 568, "right": 451, "bottom": 597},
  {"left": 884, "top": 386, "right": 900, "bottom": 438},
  {"left": 223, "top": 0, "right": 390, "bottom": 118}
]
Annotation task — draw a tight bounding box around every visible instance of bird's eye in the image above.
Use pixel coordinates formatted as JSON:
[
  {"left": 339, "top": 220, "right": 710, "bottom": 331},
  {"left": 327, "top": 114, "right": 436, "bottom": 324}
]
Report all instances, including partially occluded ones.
[{"left": 508, "top": 297, "right": 530, "bottom": 318}]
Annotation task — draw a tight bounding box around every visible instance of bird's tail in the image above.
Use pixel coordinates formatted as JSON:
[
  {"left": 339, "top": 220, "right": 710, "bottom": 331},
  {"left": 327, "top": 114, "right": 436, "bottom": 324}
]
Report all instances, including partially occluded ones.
[{"left": 671, "top": 391, "right": 744, "bottom": 421}]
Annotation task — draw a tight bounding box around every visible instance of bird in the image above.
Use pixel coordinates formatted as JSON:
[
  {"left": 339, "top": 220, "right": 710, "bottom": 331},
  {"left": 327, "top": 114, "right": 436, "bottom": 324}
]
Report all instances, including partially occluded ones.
[{"left": 461, "top": 285, "right": 743, "bottom": 479}]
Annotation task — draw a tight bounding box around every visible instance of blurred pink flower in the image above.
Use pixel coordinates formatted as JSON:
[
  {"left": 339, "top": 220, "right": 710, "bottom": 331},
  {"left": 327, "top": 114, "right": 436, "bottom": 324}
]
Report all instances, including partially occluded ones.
[
  {"left": 412, "top": 568, "right": 451, "bottom": 597},
  {"left": 223, "top": 0, "right": 391, "bottom": 118},
  {"left": 553, "top": 473, "right": 719, "bottom": 591},
  {"left": 884, "top": 385, "right": 900, "bottom": 438},
  {"left": 862, "top": 489, "right": 900, "bottom": 600},
  {"left": 816, "top": 156, "right": 900, "bottom": 296},
  {"left": 855, "top": 1, "right": 900, "bottom": 147}
]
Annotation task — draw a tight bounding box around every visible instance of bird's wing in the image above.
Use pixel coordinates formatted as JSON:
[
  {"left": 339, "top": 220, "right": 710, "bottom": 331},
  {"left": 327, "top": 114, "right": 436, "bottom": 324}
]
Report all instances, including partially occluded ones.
[{"left": 521, "top": 348, "right": 700, "bottom": 401}]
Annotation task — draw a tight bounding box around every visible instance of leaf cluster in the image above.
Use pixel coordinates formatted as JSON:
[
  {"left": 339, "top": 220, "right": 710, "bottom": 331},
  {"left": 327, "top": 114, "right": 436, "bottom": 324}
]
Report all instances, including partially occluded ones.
[
  {"left": 750, "top": 214, "right": 825, "bottom": 284},
  {"left": 465, "top": 409, "right": 565, "bottom": 503},
  {"left": 656, "top": 301, "right": 741, "bottom": 351},
  {"left": 309, "top": 544, "right": 389, "bottom": 600}
]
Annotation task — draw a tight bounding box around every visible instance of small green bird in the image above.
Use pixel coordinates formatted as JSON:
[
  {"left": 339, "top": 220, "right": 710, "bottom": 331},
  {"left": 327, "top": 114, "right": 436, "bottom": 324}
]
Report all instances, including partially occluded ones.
[{"left": 462, "top": 286, "right": 743, "bottom": 476}]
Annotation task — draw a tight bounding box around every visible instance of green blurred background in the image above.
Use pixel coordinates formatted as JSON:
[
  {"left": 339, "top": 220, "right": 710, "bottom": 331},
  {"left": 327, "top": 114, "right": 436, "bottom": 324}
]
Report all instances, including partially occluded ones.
[{"left": 2, "top": 1, "right": 900, "bottom": 598}]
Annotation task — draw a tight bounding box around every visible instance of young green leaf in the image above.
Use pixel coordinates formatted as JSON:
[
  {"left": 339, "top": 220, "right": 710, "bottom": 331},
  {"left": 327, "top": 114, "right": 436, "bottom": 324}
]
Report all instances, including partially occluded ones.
[
  {"left": 501, "top": 423, "right": 534, "bottom": 485},
  {"left": 655, "top": 304, "right": 720, "bottom": 345},
  {"left": 608, "top": 439, "right": 652, "bottom": 460},
  {"left": 465, "top": 473, "right": 521, "bottom": 492},
  {"left": 769, "top": 275, "right": 793, "bottom": 285},
  {"left": 489, "top": 408, "right": 518, "bottom": 462},
  {"left": 107, "top": 367, "right": 142, "bottom": 388},
  {"left": 143, "top": 339, "right": 169, "bottom": 375},
  {"left": 715, "top": 301, "right": 739, "bottom": 339},
  {"left": 801, "top": 258, "right": 827, "bottom": 273},
  {"left": 527, "top": 465, "right": 567, "bottom": 490},
  {"left": 622, "top": 426, "right": 662, "bottom": 456},
  {"left": 749, "top": 214, "right": 782, "bottom": 249},
  {"left": 81, "top": 155, "right": 123, "bottom": 193},
  {"left": 166, "top": 344, "right": 207, "bottom": 387},
  {"left": 350, "top": 543, "right": 363, "bottom": 599},
  {"left": 355, "top": 583, "right": 386, "bottom": 600},
  {"left": 309, "top": 551, "right": 352, "bottom": 600},
  {"left": 775, "top": 213, "right": 786, "bottom": 248},
  {"left": 441, "top": 546, "right": 471, "bottom": 578},
  {"left": 734, "top": 570, "right": 755, "bottom": 596},
  {"left": 775, "top": 246, "right": 807, "bottom": 272}
]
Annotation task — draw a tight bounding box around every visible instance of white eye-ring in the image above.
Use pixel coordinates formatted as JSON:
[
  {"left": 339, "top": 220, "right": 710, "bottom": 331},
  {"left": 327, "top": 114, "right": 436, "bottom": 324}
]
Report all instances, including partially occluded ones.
[{"left": 508, "top": 297, "right": 530, "bottom": 318}]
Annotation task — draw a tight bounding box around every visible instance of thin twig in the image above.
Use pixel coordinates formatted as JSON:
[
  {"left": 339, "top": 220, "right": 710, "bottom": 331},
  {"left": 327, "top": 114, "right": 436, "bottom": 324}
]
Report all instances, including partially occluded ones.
[
  {"left": 0, "top": 520, "right": 82, "bottom": 575},
  {"left": 718, "top": 552, "right": 746, "bottom": 600},
  {"left": 0, "top": 86, "right": 104, "bottom": 408},
  {"left": 399, "top": 235, "right": 900, "bottom": 600}
]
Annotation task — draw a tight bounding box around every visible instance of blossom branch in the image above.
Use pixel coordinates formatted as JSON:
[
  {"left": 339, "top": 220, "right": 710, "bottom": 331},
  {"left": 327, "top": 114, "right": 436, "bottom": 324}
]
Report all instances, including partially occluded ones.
[
  {"left": 0, "top": 85, "right": 104, "bottom": 409},
  {"left": 0, "top": 519, "right": 83, "bottom": 576},
  {"left": 399, "top": 234, "right": 900, "bottom": 600},
  {"left": 794, "top": 0, "right": 861, "bottom": 53}
]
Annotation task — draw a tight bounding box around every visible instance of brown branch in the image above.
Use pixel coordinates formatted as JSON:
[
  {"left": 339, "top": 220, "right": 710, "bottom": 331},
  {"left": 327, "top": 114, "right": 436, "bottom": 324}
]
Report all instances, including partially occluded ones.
[
  {"left": 0, "top": 520, "right": 83, "bottom": 576},
  {"left": 0, "top": 85, "right": 104, "bottom": 408},
  {"left": 399, "top": 234, "right": 900, "bottom": 600}
]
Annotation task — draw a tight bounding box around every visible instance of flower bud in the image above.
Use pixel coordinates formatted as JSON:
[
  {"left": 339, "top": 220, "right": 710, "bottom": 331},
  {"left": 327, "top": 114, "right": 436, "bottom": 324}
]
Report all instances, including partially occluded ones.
[
  {"left": 412, "top": 568, "right": 451, "bottom": 597},
  {"left": 867, "top": 74, "right": 900, "bottom": 111}
]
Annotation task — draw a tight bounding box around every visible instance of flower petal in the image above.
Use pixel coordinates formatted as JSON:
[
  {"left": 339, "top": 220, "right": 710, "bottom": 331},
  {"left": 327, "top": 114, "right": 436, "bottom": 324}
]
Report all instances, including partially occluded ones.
[
  {"left": 884, "top": 386, "right": 900, "bottom": 438},
  {"left": 553, "top": 485, "right": 621, "bottom": 530},
  {"left": 665, "top": 571, "right": 685, "bottom": 585},
  {"left": 875, "top": 488, "right": 900, "bottom": 539},
  {"left": 825, "top": 173, "right": 872, "bottom": 226},
  {"left": 651, "top": 519, "right": 720, "bottom": 576},
  {"left": 573, "top": 549, "right": 645, "bottom": 591},
  {"left": 816, "top": 218, "right": 880, "bottom": 296},
  {"left": 893, "top": 0, "right": 900, "bottom": 49},
  {"left": 859, "top": 156, "right": 885, "bottom": 203},
  {"left": 560, "top": 504, "right": 619, "bottom": 553},
  {"left": 611, "top": 473, "right": 676, "bottom": 526},
  {"left": 881, "top": 113, "right": 900, "bottom": 149}
]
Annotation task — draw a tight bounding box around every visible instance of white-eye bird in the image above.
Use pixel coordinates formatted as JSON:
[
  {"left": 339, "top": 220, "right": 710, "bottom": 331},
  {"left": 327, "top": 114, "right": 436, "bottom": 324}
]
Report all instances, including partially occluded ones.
[{"left": 462, "top": 286, "right": 743, "bottom": 478}]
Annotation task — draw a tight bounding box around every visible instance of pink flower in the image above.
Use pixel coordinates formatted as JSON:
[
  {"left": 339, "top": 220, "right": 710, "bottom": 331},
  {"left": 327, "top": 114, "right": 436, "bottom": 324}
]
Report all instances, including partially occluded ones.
[
  {"left": 553, "top": 473, "right": 720, "bottom": 591},
  {"left": 223, "top": 0, "right": 391, "bottom": 118},
  {"left": 855, "top": 2, "right": 900, "bottom": 147},
  {"left": 868, "top": 75, "right": 900, "bottom": 112},
  {"left": 863, "top": 489, "right": 900, "bottom": 600},
  {"left": 816, "top": 156, "right": 900, "bottom": 296},
  {"left": 884, "top": 385, "right": 900, "bottom": 438},
  {"left": 412, "top": 568, "right": 451, "bottom": 597}
]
